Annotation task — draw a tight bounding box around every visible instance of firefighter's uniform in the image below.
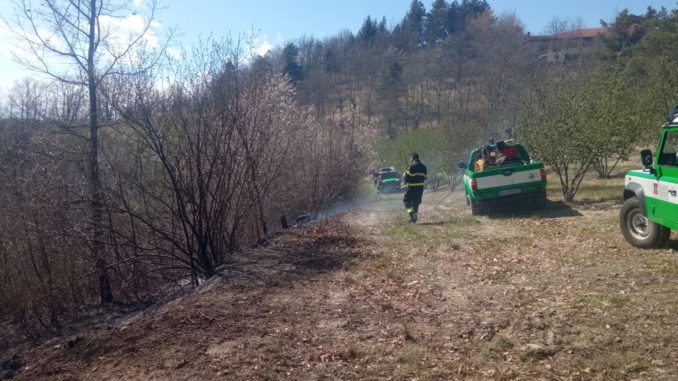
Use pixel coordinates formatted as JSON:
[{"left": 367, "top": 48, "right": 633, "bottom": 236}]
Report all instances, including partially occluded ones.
[{"left": 403, "top": 160, "right": 427, "bottom": 223}]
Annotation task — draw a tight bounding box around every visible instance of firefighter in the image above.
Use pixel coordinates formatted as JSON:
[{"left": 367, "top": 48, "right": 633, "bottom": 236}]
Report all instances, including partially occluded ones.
[{"left": 403, "top": 153, "right": 428, "bottom": 223}]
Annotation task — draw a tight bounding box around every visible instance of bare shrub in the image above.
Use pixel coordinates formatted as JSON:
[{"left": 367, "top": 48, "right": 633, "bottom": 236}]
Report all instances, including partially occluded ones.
[{"left": 0, "top": 39, "right": 360, "bottom": 343}]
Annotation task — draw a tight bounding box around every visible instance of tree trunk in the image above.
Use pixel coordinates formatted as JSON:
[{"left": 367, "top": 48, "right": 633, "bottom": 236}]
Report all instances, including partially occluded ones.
[{"left": 88, "top": 0, "right": 113, "bottom": 304}]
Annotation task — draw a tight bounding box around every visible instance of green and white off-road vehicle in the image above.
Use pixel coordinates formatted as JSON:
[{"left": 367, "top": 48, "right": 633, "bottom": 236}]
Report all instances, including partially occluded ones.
[
  {"left": 621, "top": 109, "right": 678, "bottom": 248},
  {"left": 459, "top": 140, "right": 547, "bottom": 215},
  {"left": 374, "top": 167, "right": 402, "bottom": 194}
]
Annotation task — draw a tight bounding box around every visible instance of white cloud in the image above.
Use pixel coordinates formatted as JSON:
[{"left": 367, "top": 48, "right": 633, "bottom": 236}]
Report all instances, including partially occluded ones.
[
  {"left": 0, "top": 5, "right": 165, "bottom": 93},
  {"left": 254, "top": 38, "right": 273, "bottom": 57},
  {"left": 244, "top": 33, "right": 274, "bottom": 58},
  {"left": 0, "top": 23, "right": 15, "bottom": 60},
  {"left": 100, "top": 13, "right": 162, "bottom": 50},
  {"left": 165, "top": 47, "right": 183, "bottom": 60},
  {"left": 0, "top": 21, "right": 49, "bottom": 96}
]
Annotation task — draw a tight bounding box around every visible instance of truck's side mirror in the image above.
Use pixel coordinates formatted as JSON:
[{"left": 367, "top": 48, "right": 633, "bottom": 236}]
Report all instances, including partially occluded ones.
[
  {"left": 458, "top": 162, "right": 468, "bottom": 170},
  {"left": 640, "top": 149, "right": 653, "bottom": 168}
]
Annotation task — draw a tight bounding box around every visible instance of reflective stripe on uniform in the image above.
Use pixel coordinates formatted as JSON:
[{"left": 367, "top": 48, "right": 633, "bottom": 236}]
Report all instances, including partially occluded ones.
[
  {"left": 406, "top": 171, "right": 427, "bottom": 177},
  {"left": 407, "top": 183, "right": 426, "bottom": 187}
]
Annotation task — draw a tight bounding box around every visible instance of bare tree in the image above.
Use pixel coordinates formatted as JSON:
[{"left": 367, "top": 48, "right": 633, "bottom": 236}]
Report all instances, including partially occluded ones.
[
  {"left": 543, "top": 16, "right": 570, "bottom": 36},
  {"left": 6, "top": 0, "right": 169, "bottom": 303},
  {"left": 0, "top": 81, "right": 93, "bottom": 335}
]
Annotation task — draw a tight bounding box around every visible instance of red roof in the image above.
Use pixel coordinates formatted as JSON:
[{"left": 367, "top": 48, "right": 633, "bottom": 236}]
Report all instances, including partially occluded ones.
[{"left": 556, "top": 27, "right": 607, "bottom": 39}]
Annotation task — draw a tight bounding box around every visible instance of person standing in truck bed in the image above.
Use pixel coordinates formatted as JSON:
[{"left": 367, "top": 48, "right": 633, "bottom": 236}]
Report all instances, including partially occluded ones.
[{"left": 403, "top": 153, "right": 427, "bottom": 223}]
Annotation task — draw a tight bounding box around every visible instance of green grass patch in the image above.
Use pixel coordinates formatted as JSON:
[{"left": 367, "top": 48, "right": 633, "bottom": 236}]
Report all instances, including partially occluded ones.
[
  {"left": 447, "top": 241, "right": 461, "bottom": 250},
  {"left": 472, "top": 236, "right": 533, "bottom": 257},
  {"left": 614, "top": 161, "right": 643, "bottom": 175},
  {"left": 383, "top": 223, "right": 420, "bottom": 237},
  {"left": 557, "top": 254, "right": 591, "bottom": 267},
  {"left": 543, "top": 166, "right": 626, "bottom": 202},
  {"left": 657, "top": 259, "right": 678, "bottom": 276},
  {"left": 516, "top": 292, "right": 536, "bottom": 305},
  {"left": 546, "top": 179, "right": 563, "bottom": 192},
  {"left": 394, "top": 344, "right": 427, "bottom": 379},
  {"left": 378, "top": 215, "right": 477, "bottom": 251},
  {"left": 370, "top": 252, "right": 395, "bottom": 270},
  {"left": 357, "top": 179, "right": 381, "bottom": 201},
  {"left": 396, "top": 345, "right": 424, "bottom": 370},
  {"left": 621, "top": 353, "right": 652, "bottom": 376},
  {"left": 440, "top": 227, "right": 475, "bottom": 243},
  {"left": 443, "top": 215, "right": 479, "bottom": 226},
  {"left": 577, "top": 292, "right": 631, "bottom": 308},
  {"left": 491, "top": 335, "right": 514, "bottom": 351},
  {"left": 575, "top": 183, "right": 623, "bottom": 201},
  {"left": 569, "top": 351, "right": 651, "bottom": 379}
]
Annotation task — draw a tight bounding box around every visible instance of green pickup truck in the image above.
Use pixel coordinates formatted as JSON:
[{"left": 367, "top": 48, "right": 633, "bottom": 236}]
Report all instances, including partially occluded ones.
[
  {"left": 459, "top": 140, "right": 547, "bottom": 215},
  {"left": 620, "top": 108, "right": 678, "bottom": 248},
  {"left": 374, "top": 167, "right": 402, "bottom": 194}
]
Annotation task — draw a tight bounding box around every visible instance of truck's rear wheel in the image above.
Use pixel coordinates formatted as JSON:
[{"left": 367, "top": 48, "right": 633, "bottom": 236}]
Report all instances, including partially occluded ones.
[
  {"left": 532, "top": 191, "right": 547, "bottom": 209},
  {"left": 620, "top": 197, "right": 670, "bottom": 248},
  {"left": 469, "top": 197, "right": 484, "bottom": 216}
]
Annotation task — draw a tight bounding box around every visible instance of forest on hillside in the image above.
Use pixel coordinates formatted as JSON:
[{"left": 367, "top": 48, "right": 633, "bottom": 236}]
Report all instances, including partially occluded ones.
[
  {"left": 1, "top": 0, "right": 678, "bottom": 341},
  {"left": 251, "top": 1, "right": 678, "bottom": 198}
]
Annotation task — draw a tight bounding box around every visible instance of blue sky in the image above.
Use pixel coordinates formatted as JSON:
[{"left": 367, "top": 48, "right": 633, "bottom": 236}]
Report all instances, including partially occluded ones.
[
  {"left": 159, "top": 0, "right": 677, "bottom": 45},
  {"left": 0, "top": 0, "right": 676, "bottom": 97}
]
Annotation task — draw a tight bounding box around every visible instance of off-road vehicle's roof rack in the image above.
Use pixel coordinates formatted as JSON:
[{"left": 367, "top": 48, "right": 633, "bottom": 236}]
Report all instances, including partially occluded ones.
[{"left": 378, "top": 167, "right": 396, "bottom": 173}]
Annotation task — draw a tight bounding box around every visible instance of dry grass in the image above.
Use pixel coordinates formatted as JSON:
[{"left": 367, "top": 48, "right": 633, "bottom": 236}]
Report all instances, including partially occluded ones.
[{"left": 8, "top": 183, "right": 678, "bottom": 381}]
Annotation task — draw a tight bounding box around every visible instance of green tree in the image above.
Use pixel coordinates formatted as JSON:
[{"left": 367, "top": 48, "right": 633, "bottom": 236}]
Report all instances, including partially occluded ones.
[
  {"left": 395, "top": 0, "right": 427, "bottom": 51},
  {"left": 425, "top": 0, "right": 450, "bottom": 45},
  {"left": 358, "top": 16, "right": 379, "bottom": 43},
  {"left": 609, "top": 9, "right": 678, "bottom": 144},
  {"left": 378, "top": 61, "right": 407, "bottom": 139},
  {"left": 586, "top": 68, "right": 640, "bottom": 177},
  {"left": 374, "top": 127, "right": 452, "bottom": 189},
  {"left": 378, "top": 16, "right": 389, "bottom": 34},
  {"left": 282, "top": 43, "right": 304, "bottom": 82},
  {"left": 599, "top": 7, "right": 670, "bottom": 61},
  {"left": 445, "top": 0, "right": 490, "bottom": 36},
  {"left": 459, "top": 0, "right": 489, "bottom": 18},
  {"left": 520, "top": 77, "right": 597, "bottom": 202}
]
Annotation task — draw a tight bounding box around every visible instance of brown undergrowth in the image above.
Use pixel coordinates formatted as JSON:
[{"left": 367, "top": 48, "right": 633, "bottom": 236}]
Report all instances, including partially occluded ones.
[{"left": 5, "top": 184, "right": 678, "bottom": 380}]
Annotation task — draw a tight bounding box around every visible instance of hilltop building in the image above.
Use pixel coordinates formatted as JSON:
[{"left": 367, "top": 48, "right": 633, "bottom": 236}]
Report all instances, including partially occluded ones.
[{"left": 528, "top": 27, "right": 607, "bottom": 64}]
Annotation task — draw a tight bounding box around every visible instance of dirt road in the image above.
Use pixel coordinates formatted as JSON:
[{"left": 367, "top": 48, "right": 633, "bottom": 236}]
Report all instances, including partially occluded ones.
[{"left": 11, "top": 188, "right": 678, "bottom": 380}]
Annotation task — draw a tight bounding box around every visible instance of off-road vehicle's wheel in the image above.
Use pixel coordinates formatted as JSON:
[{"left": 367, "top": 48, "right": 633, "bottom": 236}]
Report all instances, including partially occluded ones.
[
  {"left": 620, "top": 197, "right": 670, "bottom": 248},
  {"left": 532, "top": 191, "right": 547, "bottom": 210},
  {"left": 469, "top": 196, "right": 484, "bottom": 216}
]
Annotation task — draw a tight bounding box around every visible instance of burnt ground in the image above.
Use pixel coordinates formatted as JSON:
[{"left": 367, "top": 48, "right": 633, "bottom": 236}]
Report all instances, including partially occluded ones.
[{"left": 5, "top": 184, "right": 678, "bottom": 380}]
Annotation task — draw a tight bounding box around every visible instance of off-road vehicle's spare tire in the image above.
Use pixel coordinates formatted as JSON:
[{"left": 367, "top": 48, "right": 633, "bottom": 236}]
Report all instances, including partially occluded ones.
[{"left": 620, "top": 197, "right": 670, "bottom": 248}]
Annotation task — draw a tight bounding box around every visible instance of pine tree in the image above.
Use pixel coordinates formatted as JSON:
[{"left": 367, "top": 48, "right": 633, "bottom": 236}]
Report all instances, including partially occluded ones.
[
  {"left": 425, "top": 0, "right": 450, "bottom": 45},
  {"left": 396, "top": 0, "right": 427, "bottom": 51},
  {"left": 358, "top": 16, "right": 379, "bottom": 43},
  {"left": 446, "top": 0, "right": 489, "bottom": 36},
  {"left": 378, "top": 16, "right": 388, "bottom": 34},
  {"left": 378, "top": 61, "right": 407, "bottom": 138},
  {"left": 282, "top": 43, "right": 304, "bottom": 82}
]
